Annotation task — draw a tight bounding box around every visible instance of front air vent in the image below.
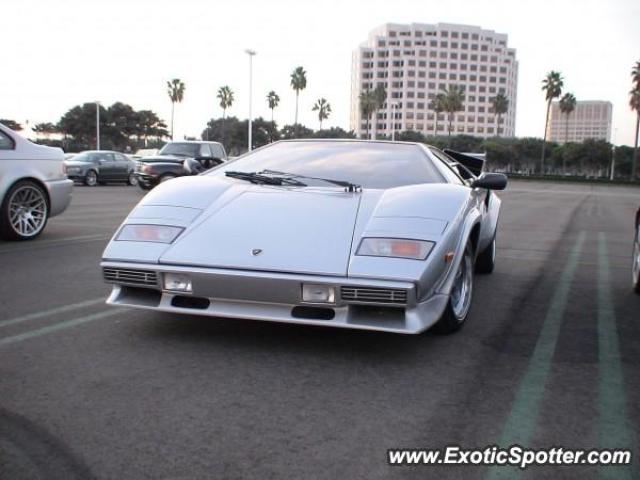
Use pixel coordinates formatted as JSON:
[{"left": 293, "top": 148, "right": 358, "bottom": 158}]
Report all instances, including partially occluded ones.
[
  {"left": 103, "top": 268, "right": 158, "bottom": 287},
  {"left": 341, "top": 287, "right": 408, "bottom": 305}
]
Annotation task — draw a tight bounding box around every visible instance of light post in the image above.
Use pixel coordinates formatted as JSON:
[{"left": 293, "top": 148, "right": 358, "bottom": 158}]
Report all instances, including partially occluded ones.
[
  {"left": 245, "top": 49, "right": 256, "bottom": 152},
  {"left": 610, "top": 128, "right": 618, "bottom": 181},
  {"left": 96, "top": 101, "right": 101, "bottom": 150}
]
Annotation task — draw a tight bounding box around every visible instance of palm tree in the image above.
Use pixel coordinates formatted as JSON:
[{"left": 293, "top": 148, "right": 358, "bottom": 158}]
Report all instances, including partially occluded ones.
[
  {"left": 558, "top": 93, "right": 576, "bottom": 142},
  {"left": 266, "top": 91, "right": 280, "bottom": 142},
  {"left": 632, "top": 60, "right": 640, "bottom": 87},
  {"left": 312, "top": 98, "right": 331, "bottom": 130},
  {"left": 442, "top": 85, "right": 465, "bottom": 140},
  {"left": 290, "top": 66, "right": 307, "bottom": 135},
  {"left": 217, "top": 86, "right": 234, "bottom": 147},
  {"left": 359, "top": 91, "right": 376, "bottom": 139},
  {"left": 429, "top": 93, "right": 446, "bottom": 136},
  {"left": 167, "top": 78, "right": 185, "bottom": 140},
  {"left": 630, "top": 87, "right": 640, "bottom": 181},
  {"left": 490, "top": 93, "right": 509, "bottom": 137},
  {"left": 371, "top": 85, "right": 387, "bottom": 139},
  {"left": 540, "top": 71, "right": 564, "bottom": 173}
]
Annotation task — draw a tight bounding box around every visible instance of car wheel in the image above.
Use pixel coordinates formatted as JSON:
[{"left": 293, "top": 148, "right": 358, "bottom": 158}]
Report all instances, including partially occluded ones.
[
  {"left": 0, "top": 180, "right": 49, "bottom": 241},
  {"left": 137, "top": 181, "right": 152, "bottom": 191},
  {"left": 84, "top": 170, "right": 98, "bottom": 186},
  {"left": 433, "top": 242, "right": 474, "bottom": 334},
  {"left": 127, "top": 172, "right": 139, "bottom": 186},
  {"left": 159, "top": 173, "right": 177, "bottom": 183},
  {"left": 475, "top": 235, "right": 496, "bottom": 274},
  {"left": 633, "top": 225, "right": 640, "bottom": 294}
]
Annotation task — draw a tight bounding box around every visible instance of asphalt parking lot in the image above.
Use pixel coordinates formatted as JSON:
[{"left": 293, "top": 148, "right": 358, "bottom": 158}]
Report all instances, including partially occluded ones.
[{"left": 1, "top": 180, "right": 639, "bottom": 479}]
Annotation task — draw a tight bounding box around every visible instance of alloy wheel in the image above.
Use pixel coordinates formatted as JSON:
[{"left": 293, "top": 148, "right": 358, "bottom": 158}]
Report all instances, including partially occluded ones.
[{"left": 8, "top": 185, "right": 48, "bottom": 238}]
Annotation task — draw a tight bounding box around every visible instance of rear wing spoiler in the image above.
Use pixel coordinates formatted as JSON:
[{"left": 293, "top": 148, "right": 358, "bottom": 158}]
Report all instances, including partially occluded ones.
[{"left": 443, "top": 149, "right": 485, "bottom": 177}]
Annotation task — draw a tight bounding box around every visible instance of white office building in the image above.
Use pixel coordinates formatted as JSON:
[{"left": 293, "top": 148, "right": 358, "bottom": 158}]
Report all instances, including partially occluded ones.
[
  {"left": 546, "top": 100, "right": 612, "bottom": 144},
  {"left": 350, "top": 23, "right": 518, "bottom": 139}
]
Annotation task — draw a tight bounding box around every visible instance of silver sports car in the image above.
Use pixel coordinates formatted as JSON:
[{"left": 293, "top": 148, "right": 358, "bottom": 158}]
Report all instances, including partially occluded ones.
[{"left": 101, "top": 140, "right": 506, "bottom": 334}]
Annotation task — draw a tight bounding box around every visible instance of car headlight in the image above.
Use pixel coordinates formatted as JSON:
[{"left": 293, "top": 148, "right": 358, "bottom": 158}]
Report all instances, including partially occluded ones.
[
  {"left": 164, "top": 273, "right": 192, "bottom": 292},
  {"left": 116, "top": 224, "right": 184, "bottom": 243},
  {"left": 356, "top": 238, "right": 435, "bottom": 260},
  {"left": 302, "top": 284, "right": 336, "bottom": 304}
]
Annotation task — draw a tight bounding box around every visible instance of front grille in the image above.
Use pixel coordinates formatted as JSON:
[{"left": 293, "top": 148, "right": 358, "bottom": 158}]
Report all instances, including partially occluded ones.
[
  {"left": 103, "top": 268, "right": 158, "bottom": 287},
  {"left": 340, "top": 287, "right": 408, "bottom": 305}
]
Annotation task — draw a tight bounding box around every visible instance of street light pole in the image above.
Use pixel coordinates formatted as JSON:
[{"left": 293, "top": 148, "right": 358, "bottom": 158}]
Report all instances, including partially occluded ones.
[
  {"left": 96, "top": 101, "right": 101, "bottom": 150},
  {"left": 391, "top": 102, "right": 398, "bottom": 141},
  {"left": 245, "top": 49, "right": 256, "bottom": 152}
]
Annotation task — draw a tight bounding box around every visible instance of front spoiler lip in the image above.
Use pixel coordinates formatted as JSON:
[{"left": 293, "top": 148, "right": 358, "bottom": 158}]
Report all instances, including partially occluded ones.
[{"left": 101, "top": 261, "right": 449, "bottom": 334}]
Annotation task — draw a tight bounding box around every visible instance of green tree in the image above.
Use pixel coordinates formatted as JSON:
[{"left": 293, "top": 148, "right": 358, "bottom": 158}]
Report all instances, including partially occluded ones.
[
  {"left": 0, "top": 119, "right": 22, "bottom": 131},
  {"left": 359, "top": 90, "right": 376, "bottom": 139},
  {"left": 290, "top": 66, "right": 307, "bottom": 134},
  {"left": 632, "top": 60, "right": 640, "bottom": 87},
  {"left": 429, "top": 93, "right": 446, "bottom": 136},
  {"left": 280, "top": 124, "right": 314, "bottom": 140},
  {"left": 490, "top": 93, "right": 509, "bottom": 137},
  {"left": 540, "top": 71, "right": 564, "bottom": 173},
  {"left": 313, "top": 127, "right": 356, "bottom": 139},
  {"left": 134, "top": 110, "right": 168, "bottom": 146},
  {"left": 442, "top": 85, "right": 465, "bottom": 140},
  {"left": 32, "top": 122, "right": 58, "bottom": 135},
  {"left": 167, "top": 78, "right": 185, "bottom": 140},
  {"left": 312, "top": 98, "right": 331, "bottom": 130},
  {"left": 217, "top": 85, "right": 234, "bottom": 148}
]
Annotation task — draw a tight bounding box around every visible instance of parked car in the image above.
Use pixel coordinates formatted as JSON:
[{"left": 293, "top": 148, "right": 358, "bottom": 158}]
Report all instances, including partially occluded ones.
[
  {"left": 0, "top": 123, "right": 73, "bottom": 240},
  {"left": 135, "top": 141, "right": 227, "bottom": 190},
  {"left": 634, "top": 207, "right": 640, "bottom": 294},
  {"left": 102, "top": 140, "right": 507, "bottom": 334},
  {"left": 64, "top": 150, "right": 137, "bottom": 186}
]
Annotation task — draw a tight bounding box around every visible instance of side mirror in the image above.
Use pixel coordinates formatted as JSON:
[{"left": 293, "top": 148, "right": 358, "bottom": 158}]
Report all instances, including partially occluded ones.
[{"left": 471, "top": 173, "right": 507, "bottom": 190}]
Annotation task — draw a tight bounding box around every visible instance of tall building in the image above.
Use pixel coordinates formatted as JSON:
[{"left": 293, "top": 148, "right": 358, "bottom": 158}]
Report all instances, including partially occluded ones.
[
  {"left": 350, "top": 23, "right": 518, "bottom": 139},
  {"left": 546, "top": 100, "right": 612, "bottom": 144}
]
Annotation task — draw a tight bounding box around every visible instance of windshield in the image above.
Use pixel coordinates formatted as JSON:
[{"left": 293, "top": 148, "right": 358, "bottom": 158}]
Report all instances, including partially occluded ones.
[
  {"left": 159, "top": 143, "right": 200, "bottom": 157},
  {"left": 210, "top": 141, "right": 445, "bottom": 189}
]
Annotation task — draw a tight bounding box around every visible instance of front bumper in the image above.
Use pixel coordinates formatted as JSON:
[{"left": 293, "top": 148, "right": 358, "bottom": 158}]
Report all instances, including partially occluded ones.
[
  {"left": 101, "top": 261, "right": 449, "bottom": 334},
  {"left": 46, "top": 178, "right": 73, "bottom": 217},
  {"left": 134, "top": 173, "right": 159, "bottom": 187}
]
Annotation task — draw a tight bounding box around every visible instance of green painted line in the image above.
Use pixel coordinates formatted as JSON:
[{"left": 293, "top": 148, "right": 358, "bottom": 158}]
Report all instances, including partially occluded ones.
[
  {"left": 487, "top": 231, "right": 585, "bottom": 480},
  {"left": 0, "top": 298, "right": 106, "bottom": 328},
  {"left": 0, "top": 309, "right": 121, "bottom": 347},
  {"left": 597, "top": 233, "right": 635, "bottom": 480}
]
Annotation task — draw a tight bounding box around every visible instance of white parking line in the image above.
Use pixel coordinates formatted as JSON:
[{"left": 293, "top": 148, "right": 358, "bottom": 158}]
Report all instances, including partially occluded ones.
[
  {"left": 0, "top": 309, "right": 122, "bottom": 347},
  {"left": 0, "top": 298, "right": 106, "bottom": 328}
]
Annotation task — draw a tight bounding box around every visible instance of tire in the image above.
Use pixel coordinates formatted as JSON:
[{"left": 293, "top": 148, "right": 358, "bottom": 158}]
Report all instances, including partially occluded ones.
[
  {"left": 84, "top": 170, "right": 98, "bottom": 186},
  {"left": 432, "top": 242, "right": 474, "bottom": 334},
  {"left": 475, "top": 235, "right": 496, "bottom": 274},
  {"left": 137, "top": 182, "right": 152, "bottom": 191},
  {"left": 127, "top": 172, "right": 139, "bottom": 186},
  {"left": 0, "top": 180, "right": 49, "bottom": 241},
  {"left": 633, "top": 225, "right": 640, "bottom": 294},
  {"left": 159, "top": 173, "right": 177, "bottom": 183}
]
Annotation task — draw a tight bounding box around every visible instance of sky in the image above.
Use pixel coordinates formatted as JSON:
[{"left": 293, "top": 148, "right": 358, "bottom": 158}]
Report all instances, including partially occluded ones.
[{"left": 2, "top": 0, "right": 639, "bottom": 146}]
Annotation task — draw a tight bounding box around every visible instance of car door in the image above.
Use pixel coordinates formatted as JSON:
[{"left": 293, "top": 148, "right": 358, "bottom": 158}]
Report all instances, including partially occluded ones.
[
  {"left": 96, "top": 152, "right": 116, "bottom": 180},
  {"left": 114, "top": 153, "right": 131, "bottom": 181}
]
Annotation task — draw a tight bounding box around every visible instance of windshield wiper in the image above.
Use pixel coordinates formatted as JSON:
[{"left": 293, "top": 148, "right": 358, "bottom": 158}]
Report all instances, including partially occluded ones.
[
  {"left": 225, "top": 171, "right": 307, "bottom": 187},
  {"left": 258, "top": 169, "right": 362, "bottom": 192}
]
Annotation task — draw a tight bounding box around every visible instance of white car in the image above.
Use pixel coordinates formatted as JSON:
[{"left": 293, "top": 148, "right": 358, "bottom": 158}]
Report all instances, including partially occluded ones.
[{"left": 0, "top": 123, "right": 73, "bottom": 240}]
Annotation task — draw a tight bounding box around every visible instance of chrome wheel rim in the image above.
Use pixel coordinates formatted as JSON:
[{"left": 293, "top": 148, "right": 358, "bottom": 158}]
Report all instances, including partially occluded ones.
[
  {"left": 86, "top": 171, "right": 97, "bottom": 186},
  {"left": 451, "top": 249, "right": 473, "bottom": 319},
  {"left": 633, "top": 227, "right": 640, "bottom": 285},
  {"left": 128, "top": 173, "right": 138, "bottom": 186},
  {"left": 8, "top": 185, "right": 48, "bottom": 237}
]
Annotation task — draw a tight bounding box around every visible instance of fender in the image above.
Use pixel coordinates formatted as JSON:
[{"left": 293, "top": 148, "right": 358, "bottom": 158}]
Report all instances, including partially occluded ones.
[{"left": 434, "top": 207, "right": 482, "bottom": 296}]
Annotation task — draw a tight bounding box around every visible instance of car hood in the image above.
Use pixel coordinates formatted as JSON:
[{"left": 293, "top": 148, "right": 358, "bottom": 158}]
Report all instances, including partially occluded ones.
[
  {"left": 159, "top": 184, "right": 362, "bottom": 276},
  {"left": 105, "top": 176, "right": 470, "bottom": 278}
]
